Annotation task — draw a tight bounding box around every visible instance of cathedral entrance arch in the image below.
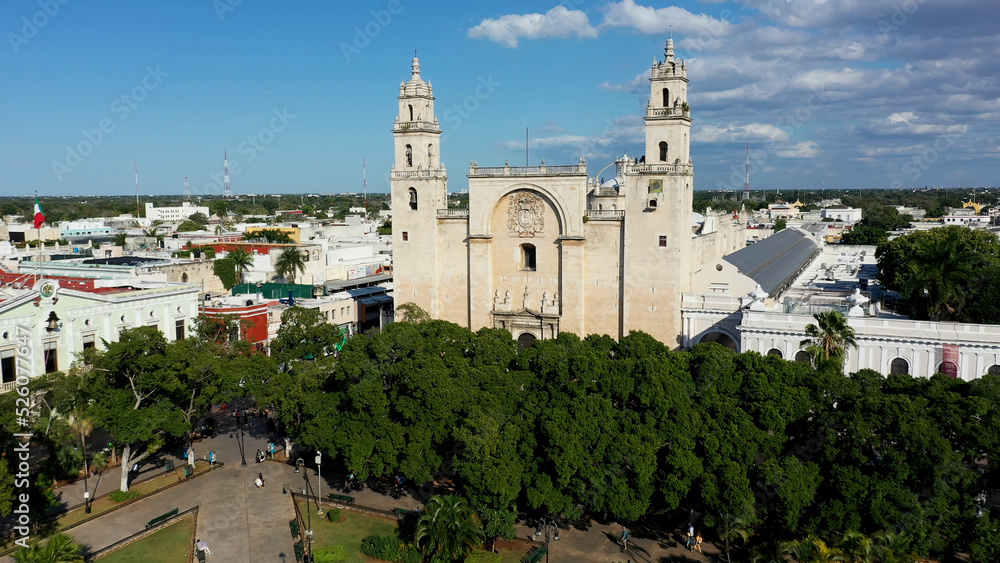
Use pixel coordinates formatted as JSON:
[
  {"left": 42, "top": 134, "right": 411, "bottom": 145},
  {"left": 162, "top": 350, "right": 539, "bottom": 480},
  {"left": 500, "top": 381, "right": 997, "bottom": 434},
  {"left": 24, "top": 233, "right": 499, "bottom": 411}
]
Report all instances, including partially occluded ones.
[
  {"left": 517, "top": 332, "right": 537, "bottom": 349},
  {"left": 697, "top": 331, "right": 739, "bottom": 351}
]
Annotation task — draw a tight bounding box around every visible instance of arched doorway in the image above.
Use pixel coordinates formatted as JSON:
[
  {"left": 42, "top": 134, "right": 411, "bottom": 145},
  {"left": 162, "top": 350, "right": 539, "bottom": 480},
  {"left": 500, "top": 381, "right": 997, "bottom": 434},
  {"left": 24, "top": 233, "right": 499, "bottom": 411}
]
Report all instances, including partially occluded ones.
[
  {"left": 698, "top": 331, "right": 738, "bottom": 352},
  {"left": 937, "top": 361, "right": 959, "bottom": 378},
  {"left": 794, "top": 351, "right": 811, "bottom": 364},
  {"left": 767, "top": 348, "right": 783, "bottom": 359},
  {"left": 517, "top": 333, "right": 537, "bottom": 349},
  {"left": 890, "top": 358, "right": 909, "bottom": 375}
]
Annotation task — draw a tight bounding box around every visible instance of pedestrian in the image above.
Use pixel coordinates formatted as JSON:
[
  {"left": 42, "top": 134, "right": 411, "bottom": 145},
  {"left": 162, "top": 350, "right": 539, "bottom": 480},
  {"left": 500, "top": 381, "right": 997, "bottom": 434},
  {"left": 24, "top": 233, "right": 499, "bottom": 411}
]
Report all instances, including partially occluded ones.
[
  {"left": 686, "top": 524, "right": 695, "bottom": 550},
  {"left": 196, "top": 538, "right": 212, "bottom": 554},
  {"left": 258, "top": 472, "right": 265, "bottom": 488},
  {"left": 621, "top": 526, "right": 629, "bottom": 551},
  {"left": 254, "top": 476, "right": 263, "bottom": 489},
  {"left": 694, "top": 533, "right": 703, "bottom": 553}
]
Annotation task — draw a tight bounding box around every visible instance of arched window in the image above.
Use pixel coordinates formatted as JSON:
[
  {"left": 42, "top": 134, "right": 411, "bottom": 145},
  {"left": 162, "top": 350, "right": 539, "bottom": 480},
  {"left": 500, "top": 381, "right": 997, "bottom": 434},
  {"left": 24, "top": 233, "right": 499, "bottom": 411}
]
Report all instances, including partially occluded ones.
[
  {"left": 521, "top": 244, "right": 536, "bottom": 271},
  {"left": 767, "top": 348, "right": 783, "bottom": 359},
  {"left": 405, "top": 144, "right": 412, "bottom": 167},
  {"left": 988, "top": 365, "right": 1000, "bottom": 375},
  {"left": 408, "top": 187, "right": 418, "bottom": 210},
  {"left": 180, "top": 272, "right": 189, "bottom": 283},
  {"left": 795, "top": 351, "right": 811, "bottom": 364},
  {"left": 890, "top": 358, "right": 909, "bottom": 375},
  {"left": 659, "top": 141, "right": 668, "bottom": 162},
  {"left": 408, "top": 104, "right": 413, "bottom": 121},
  {"left": 517, "top": 333, "right": 537, "bottom": 349},
  {"left": 428, "top": 144, "right": 434, "bottom": 166},
  {"left": 662, "top": 88, "right": 670, "bottom": 108},
  {"left": 937, "top": 361, "right": 959, "bottom": 378}
]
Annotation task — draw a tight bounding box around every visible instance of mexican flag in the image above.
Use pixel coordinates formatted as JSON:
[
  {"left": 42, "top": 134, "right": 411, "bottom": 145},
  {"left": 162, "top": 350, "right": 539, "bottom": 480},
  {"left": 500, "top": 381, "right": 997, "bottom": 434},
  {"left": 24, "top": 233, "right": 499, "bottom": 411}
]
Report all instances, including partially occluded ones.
[{"left": 33, "top": 198, "right": 45, "bottom": 229}]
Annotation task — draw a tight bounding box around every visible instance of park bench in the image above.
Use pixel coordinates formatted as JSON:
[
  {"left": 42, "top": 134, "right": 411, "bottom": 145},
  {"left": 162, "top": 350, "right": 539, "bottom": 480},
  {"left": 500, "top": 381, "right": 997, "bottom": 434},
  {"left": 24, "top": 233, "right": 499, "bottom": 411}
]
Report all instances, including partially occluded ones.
[
  {"left": 328, "top": 493, "right": 355, "bottom": 504},
  {"left": 392, "top": 507, "right": 416, "bottom": 517},
  {"left": 293, "top": 540, "right": 304, "bottom": 562},
  {"left": 289, "top": 518, "right": 300, "bottom": 538},
  {"left": 520, "top": 544, "right": 546, "bottom": 563},
  {"left": 145, "top": 507, "right": 178, "bottom": 529}
]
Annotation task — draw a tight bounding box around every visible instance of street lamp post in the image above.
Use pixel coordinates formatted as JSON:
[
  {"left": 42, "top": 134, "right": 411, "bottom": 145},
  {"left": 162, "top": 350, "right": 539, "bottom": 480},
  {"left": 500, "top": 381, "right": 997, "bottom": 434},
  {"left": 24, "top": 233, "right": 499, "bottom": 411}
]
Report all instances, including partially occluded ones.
[
  {"left": 83, "top": 491, "right": 91, "bottom": 514},
  {"left": 239, "top": 412, "right": 247, "bottom": 466},
  {"left": 534, "top": 518, "right": 559, "bottom": 563},
  {"left": 315, "top": 452, "right": 323, "bottom": 515}
]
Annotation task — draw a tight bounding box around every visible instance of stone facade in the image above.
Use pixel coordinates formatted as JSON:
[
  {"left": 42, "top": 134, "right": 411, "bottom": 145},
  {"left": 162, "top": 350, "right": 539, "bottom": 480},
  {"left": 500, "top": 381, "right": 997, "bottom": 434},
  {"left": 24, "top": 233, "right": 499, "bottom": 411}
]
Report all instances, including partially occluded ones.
[{"left": 391, "top": 43, "right": 743, "bottom": 347}]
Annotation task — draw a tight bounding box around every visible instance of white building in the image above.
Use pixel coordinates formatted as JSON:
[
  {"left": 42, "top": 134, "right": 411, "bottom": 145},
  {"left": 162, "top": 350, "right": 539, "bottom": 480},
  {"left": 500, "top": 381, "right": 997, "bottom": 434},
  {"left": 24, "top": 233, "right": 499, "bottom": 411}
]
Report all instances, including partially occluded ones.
[
  {"left": 820, "top": 206, "right": 863, "bottom": 224},
  {"left": 0, "top": 276, "right": 199, "bottom": 392},
  {"left": 682, "top": 242, "right": 1000, "bottom": 381},
  {"left": 144, "top": 202, "right": 210, "bottom": 223}
]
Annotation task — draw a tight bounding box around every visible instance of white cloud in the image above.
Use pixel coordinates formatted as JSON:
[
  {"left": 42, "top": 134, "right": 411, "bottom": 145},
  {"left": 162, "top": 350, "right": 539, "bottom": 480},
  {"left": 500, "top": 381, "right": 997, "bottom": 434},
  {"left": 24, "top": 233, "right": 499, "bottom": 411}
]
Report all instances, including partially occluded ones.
[
  {"left": 468, "top": 7, "right": 597, "bottom": 48},
  {"left": 600, "top": 0, "right": 735, "bottom": 36},
  {"left": 599, "top": 69, "right": 650, "bottom": 93},
  {"left": 695, "top": 123, "right": 790, "bottom": 144},
  {"left": 865, "top": 112, "right": 969, "bottom": 136},
  {"left": 775, "top": 141, "right": 819, "bottom": 158}
]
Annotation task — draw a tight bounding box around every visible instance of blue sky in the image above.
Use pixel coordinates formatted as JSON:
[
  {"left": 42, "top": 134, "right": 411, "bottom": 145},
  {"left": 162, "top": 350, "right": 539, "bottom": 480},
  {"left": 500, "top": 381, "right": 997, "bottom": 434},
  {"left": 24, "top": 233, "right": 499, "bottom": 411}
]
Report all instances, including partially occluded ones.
[{"left": 2, "top": 0, "right": 998, "bottom": 197}]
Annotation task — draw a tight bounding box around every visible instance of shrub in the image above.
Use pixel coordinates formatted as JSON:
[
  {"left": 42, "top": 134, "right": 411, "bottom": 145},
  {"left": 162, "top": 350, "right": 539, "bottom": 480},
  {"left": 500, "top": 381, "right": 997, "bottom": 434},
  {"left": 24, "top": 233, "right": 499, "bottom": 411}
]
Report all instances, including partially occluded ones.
[
  {"left": 466, "top": 551, "right": 502, "bottom": 563},
  {"left": 325, "top": 508, "right": 341, "bottom": 522},
  {"left": 109, "top": 490, "right": 140, "bottom": 503},
  {"left": 313, "top": 545, "right": 348, "bottom": 562},
  {"left": 360, "top": 535, "right": 402, "bottom": 561}
]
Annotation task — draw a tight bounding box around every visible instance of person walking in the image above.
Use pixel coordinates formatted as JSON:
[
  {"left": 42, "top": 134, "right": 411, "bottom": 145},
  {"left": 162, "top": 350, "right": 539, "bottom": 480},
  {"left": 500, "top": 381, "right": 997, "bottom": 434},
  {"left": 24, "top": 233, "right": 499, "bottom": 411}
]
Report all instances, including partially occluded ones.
[
  {"left": 254, "top": 475, "right": 263, "bottom": 489},
  {"left": 621, "top": 526, "right": 629, "bottom": 552},
  {"left": 686, "top": 525, "right": 695, "bottom": 551},
  {"left": 196, "top": 539, "right": 212, "bottom": 554},
  {"left": 694, "top": 532, "right": 703, "bottom": 553}
]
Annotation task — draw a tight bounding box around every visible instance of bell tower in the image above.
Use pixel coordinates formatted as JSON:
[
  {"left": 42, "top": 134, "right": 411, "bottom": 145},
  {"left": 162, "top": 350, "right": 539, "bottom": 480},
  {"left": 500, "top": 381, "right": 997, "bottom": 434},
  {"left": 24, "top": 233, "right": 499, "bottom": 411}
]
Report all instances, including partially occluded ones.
[
  {"left": 644, "top": 38, "right": 691, "bottom": 166},
  {"left": 391, "top": 55, "right": 448, "bottom": 317}
]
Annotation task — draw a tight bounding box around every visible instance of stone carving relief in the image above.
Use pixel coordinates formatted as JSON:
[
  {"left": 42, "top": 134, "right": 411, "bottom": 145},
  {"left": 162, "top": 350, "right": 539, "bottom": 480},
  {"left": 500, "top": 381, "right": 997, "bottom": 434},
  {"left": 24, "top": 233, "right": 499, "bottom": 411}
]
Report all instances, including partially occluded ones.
[{"left": 507, "top": 192, "right": 545, "bottom": 237}]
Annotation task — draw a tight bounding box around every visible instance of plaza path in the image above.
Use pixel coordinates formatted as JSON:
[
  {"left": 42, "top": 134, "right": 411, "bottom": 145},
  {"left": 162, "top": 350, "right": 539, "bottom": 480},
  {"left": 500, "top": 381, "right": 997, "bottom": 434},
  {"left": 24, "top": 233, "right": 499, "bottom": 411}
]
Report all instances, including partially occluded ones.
[{"left": 5, "top": 408, "right": 717, "bottom": 562}]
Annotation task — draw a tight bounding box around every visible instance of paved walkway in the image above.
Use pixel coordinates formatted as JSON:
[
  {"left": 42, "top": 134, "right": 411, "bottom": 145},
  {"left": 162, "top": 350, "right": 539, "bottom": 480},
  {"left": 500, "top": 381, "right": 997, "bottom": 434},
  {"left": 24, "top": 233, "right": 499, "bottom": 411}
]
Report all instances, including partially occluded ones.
[{"left": 5, "top": 409, "right": 719, "bottom": 562}]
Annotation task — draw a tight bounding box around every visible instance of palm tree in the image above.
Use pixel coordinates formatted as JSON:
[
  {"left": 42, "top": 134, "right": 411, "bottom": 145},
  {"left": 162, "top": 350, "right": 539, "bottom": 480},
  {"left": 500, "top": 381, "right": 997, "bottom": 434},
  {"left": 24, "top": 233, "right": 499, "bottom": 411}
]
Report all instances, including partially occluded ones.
[
  {"left": 717, "top": 512, "right": 751, "bottom": 563},
  {"left": 781, "top": 536, "right": 848, "bottom": 563},
  {"left": 228, "top": 248, "right": 254, "bottom": 286},
  {"left": 413, "top": 494, "right": 485, "bottom": 563},
  {"left": 13, "top": 533, "right": 85, "bottom": 563},
  {"left": 800, "top": 311, "right": 857, "bottom": 370},
  {"left": 838, "top": 531, "right": 875, "bottom": 563},
  {"left": 871, "top": 531, "right": 917, "bottom": 563},
  {"left": 66, "top": 410, "right": 94, "bottom": 496},
  {"left": 274, "top": 248, "right": 306, "bottom": 284}
]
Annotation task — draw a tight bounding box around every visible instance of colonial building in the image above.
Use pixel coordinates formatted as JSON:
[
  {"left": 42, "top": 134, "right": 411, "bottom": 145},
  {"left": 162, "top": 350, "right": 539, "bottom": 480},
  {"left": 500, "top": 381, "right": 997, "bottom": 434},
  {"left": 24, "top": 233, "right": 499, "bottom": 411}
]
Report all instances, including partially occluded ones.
[{"left": 390, "top": 43, "right": 744, "bottom": 346}]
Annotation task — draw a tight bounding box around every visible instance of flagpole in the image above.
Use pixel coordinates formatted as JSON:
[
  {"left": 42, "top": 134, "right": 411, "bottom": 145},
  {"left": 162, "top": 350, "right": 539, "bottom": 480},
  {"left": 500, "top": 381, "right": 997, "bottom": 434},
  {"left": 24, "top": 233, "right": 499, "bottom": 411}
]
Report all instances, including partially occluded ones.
[{"left": 34, "top": 191, "right": 40, "bottom": 282}]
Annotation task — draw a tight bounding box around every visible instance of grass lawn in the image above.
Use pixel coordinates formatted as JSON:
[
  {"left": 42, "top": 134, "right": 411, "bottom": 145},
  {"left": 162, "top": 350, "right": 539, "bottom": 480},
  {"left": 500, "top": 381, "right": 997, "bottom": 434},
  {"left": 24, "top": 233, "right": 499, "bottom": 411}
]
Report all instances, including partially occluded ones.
[
  {"left": 96, "top": 514, "right": 195, "bottom": 563},
  {"left": 297, "top": 502, "right": 530, "bottom": 563}
]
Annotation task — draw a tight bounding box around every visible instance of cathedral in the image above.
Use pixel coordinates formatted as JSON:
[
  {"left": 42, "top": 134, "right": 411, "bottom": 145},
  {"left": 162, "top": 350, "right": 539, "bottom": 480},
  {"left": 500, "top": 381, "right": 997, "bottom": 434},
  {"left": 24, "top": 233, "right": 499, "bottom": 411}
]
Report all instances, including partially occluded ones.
[{"left": 390, "top": 41, "right": 744, "bottom": 347}]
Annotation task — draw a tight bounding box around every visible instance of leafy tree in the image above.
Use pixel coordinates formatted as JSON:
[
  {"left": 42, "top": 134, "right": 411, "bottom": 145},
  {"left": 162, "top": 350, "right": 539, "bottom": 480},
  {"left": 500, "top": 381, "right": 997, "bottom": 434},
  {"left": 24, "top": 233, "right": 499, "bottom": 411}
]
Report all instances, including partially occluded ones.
[
  {"left": 840, "top": 225, "right": 887, "bottom": 245},
  {"left": 227, "top": 248, "right": 254, "bottom": 286},
  {"left": 111, "top": 232, "right": 127, "bottom": 247},
  {"left": 176, "top": 220, "right": 201, "bottom": 232},
  {"left": 877, "top": 226, "right": 1000, "bottom": 323},
  {"left": 800, "top": 311, "right": 857, "bottom": 371},
  {"left": 377, "top": 219, "right": 392, "bottom": 235},
  {"left": 250, "top": 229, "right": 294, "bottom": 244},
  {"left": 187, "top": 212, "right": 209, "bottom": 225},
  {"left": 274, "top": 248, "right": 306, "bottom": 284},
  {"left": 213, "top": 257, "right": 238, "bottom": 290},
  {"left": 395, "top": 302, "right": 430, "bottom": 323},
  {"left": 774, "top": 217, "right": 787, "bottom": 232},
  {"left": 84, "top": 327, "right": 188, "bottom": 491},
  {"left": 413, "top": 494, "right": 485, "bottom": 563}
]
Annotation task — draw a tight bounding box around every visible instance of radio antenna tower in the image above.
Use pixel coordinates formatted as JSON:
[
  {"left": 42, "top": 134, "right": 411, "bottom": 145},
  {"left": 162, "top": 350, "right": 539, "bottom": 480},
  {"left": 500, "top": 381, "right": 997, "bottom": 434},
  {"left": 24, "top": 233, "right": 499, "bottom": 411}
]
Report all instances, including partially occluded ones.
[
  {"left": 223, "top": 151, "right": 233, "bottom": 198},
  {"left": 135, "top": 163, "right": 140, "bottom": 216},
  {"left": 184, "top": 177, "right": 191, "bottom": 200},
  {"left": 363, "top": 157, "right": 368, "bottom": 217},
  {"left": 743, "top": 145, "right": 751, "bottom": 201}
]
